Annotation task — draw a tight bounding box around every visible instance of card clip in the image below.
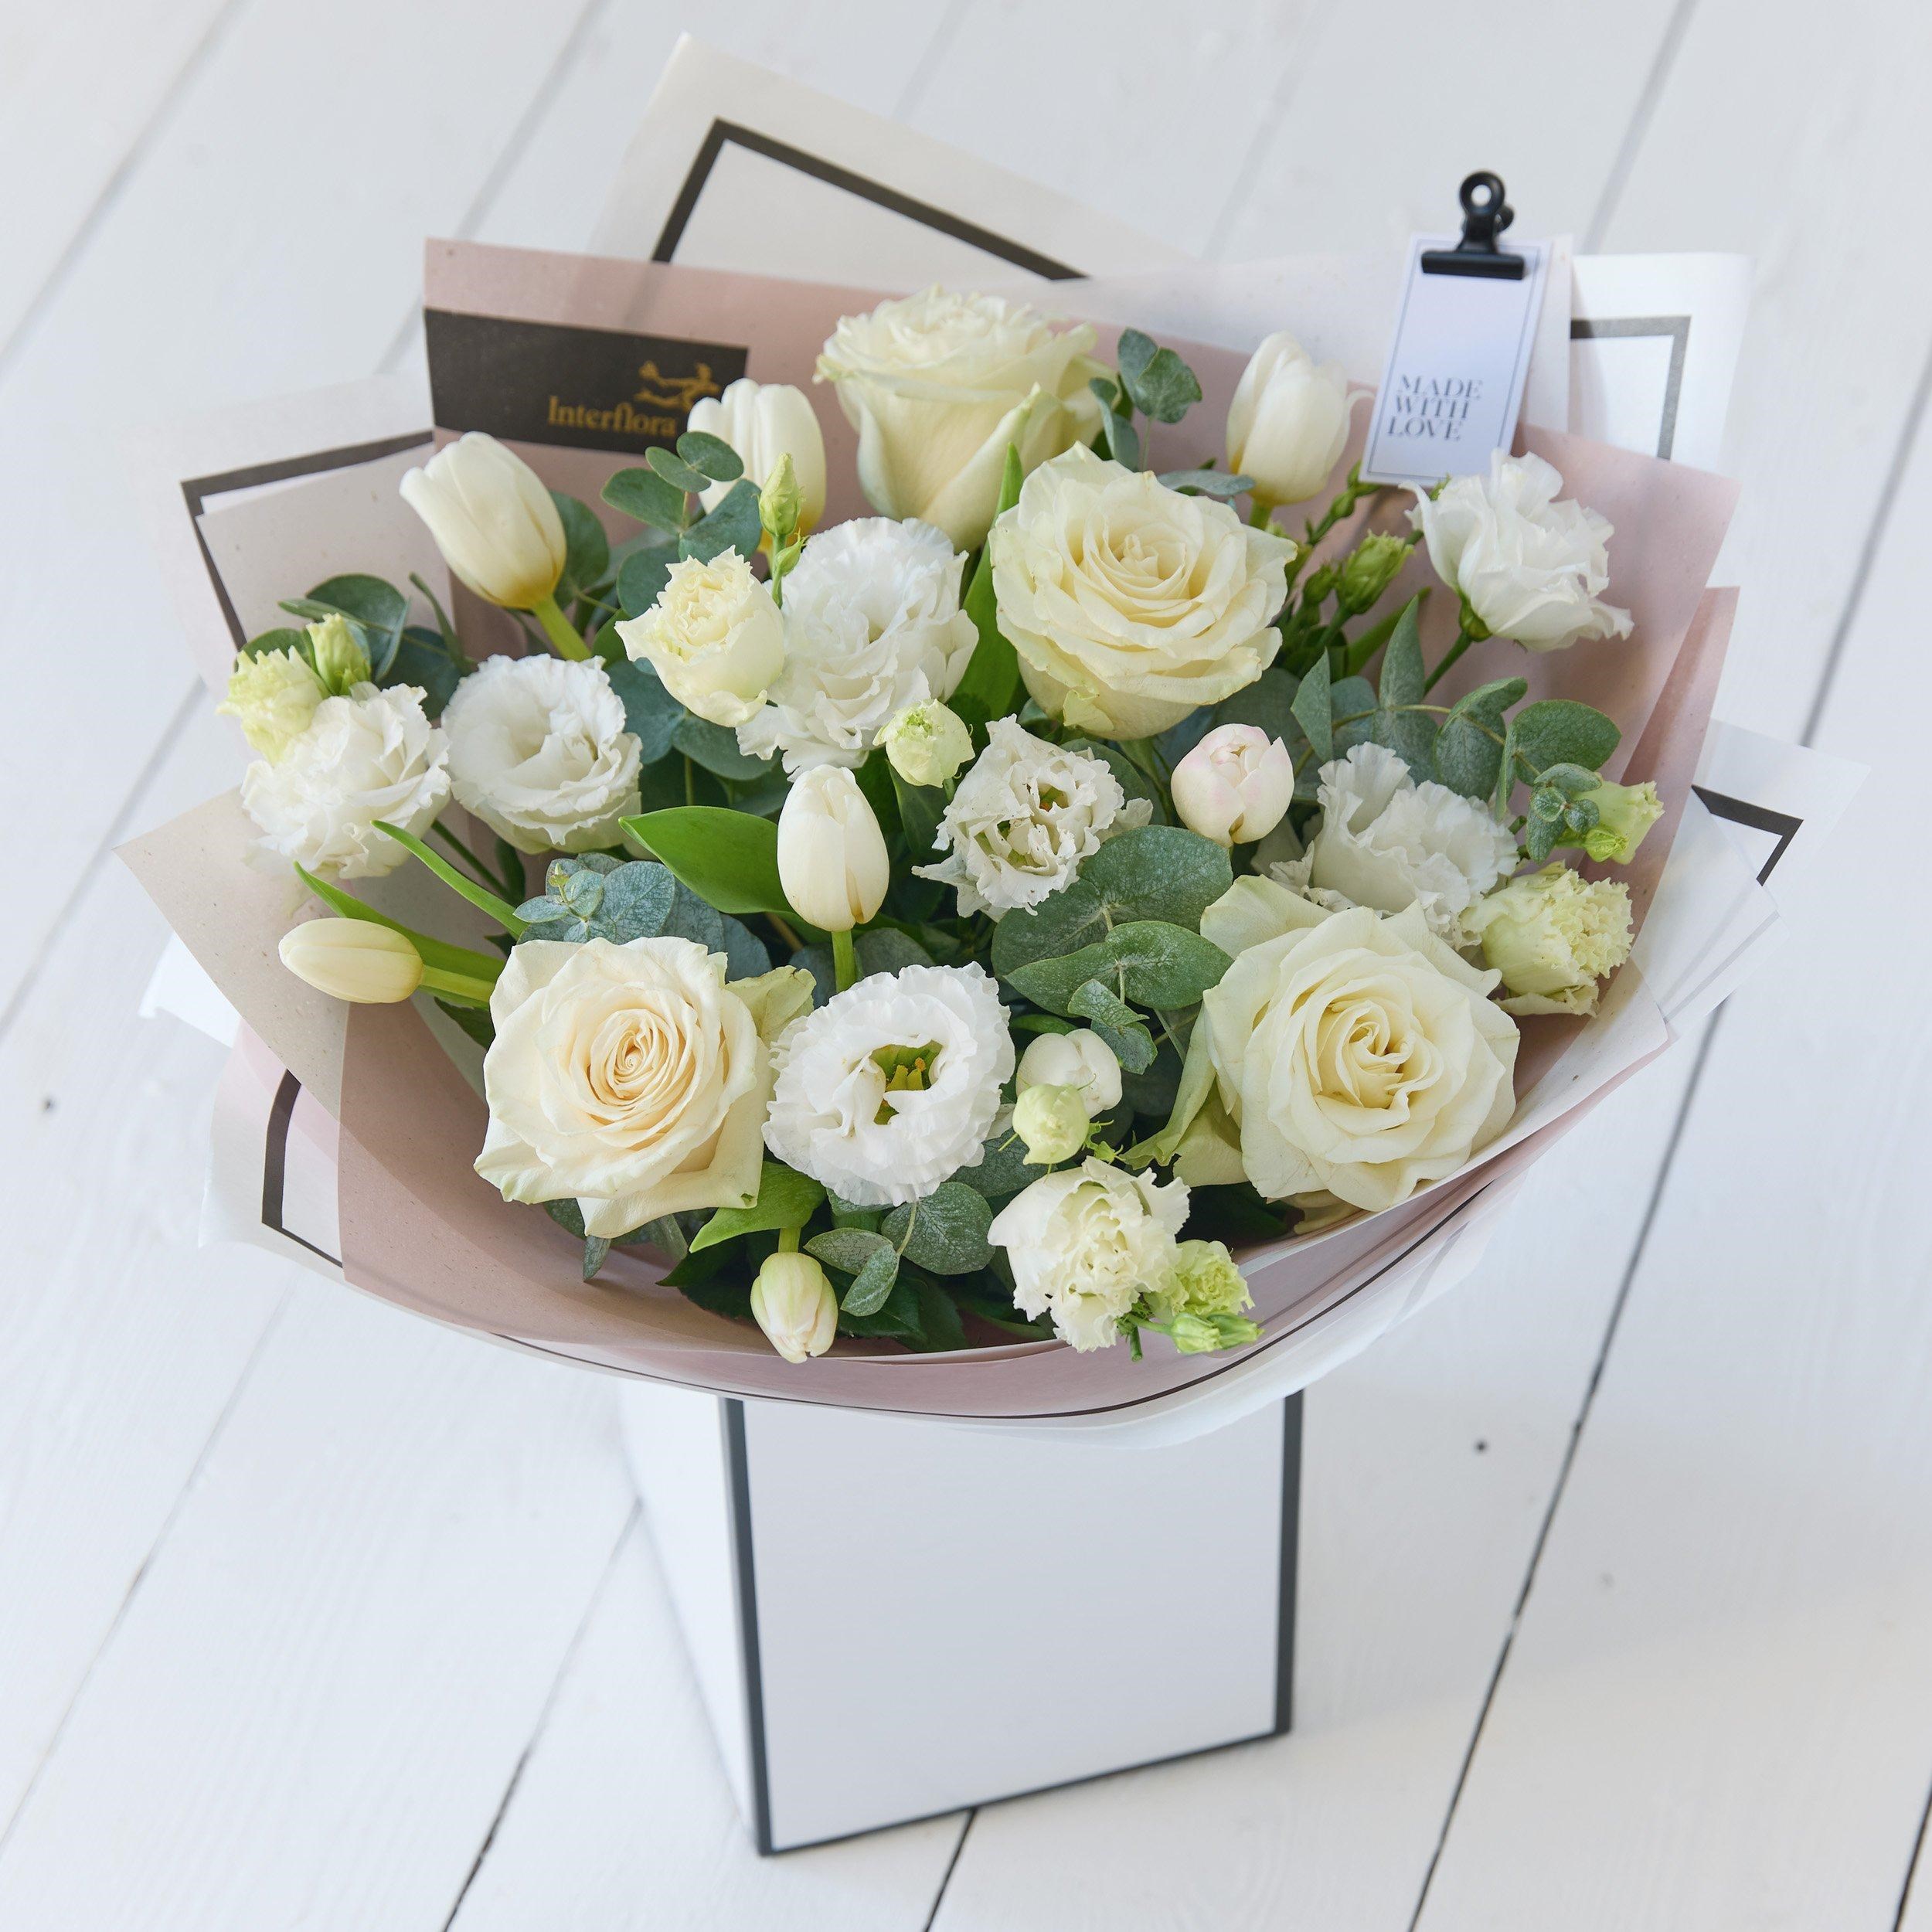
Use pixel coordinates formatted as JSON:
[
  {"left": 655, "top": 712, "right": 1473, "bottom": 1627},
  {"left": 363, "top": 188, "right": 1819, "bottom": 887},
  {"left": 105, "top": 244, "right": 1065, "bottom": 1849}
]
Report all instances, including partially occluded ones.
[{"left": 1420, "top": 172, "right": 1525, "bottom": 281}]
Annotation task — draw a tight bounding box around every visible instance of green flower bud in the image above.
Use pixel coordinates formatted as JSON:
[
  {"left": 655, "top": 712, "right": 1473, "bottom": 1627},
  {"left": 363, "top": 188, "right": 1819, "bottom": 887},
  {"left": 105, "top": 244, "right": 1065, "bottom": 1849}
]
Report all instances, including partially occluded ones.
[
  {"left": 1012, "top": 1083, "right": 1092, "bottom": 1166},
  {"left": 876, "top": 699, "right": 974, "bottom": 790},
  {"left": 1336, "top": 532, "right": 1410, "bottom": 614},
  {"left": 308, "top": 612, "right": 372, "bottom": 695},
  {"left": 1148, "top": 1237, "right": 1253, "bottom": 1328},
  {"left": 217, "top": 645, "right": 325, "bottom": 760},
  {"left": 1461, "top": 862, "right": 1634, "bottom": 1017},
  {"left": 760, "top": 451, "right": 803, "bottom": 547},
  {"left": 1574, "top": 777, "right": 1662, "bottom": 865}
]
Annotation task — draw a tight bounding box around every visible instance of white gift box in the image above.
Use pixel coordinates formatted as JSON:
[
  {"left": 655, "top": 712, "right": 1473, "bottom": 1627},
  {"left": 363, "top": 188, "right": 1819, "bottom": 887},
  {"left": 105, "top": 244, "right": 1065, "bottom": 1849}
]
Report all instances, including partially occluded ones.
[{"left": 619, "top": 1383, "right": 1303, "bottom": 1852}]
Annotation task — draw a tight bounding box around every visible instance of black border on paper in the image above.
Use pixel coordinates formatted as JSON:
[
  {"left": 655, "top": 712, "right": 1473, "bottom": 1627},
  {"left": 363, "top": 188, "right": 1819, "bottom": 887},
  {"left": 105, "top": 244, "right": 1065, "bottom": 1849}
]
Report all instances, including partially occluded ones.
[
  {"left": 651, "top": 119, "right": 1082, "bottom": 282},
  {"left": 1570, "top": 315, "right": 1691, "bottom": 461},
  {"left": 1692, "top": 785, "right": 1804, "bottom": 885},
  {"left": 262, "top": 1070, "right": 342, "bottom": 1267}
]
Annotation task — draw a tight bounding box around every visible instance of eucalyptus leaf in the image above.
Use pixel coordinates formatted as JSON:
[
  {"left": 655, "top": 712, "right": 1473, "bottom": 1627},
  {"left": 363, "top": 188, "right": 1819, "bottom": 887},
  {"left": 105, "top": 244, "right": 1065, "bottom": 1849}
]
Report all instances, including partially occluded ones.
[
  {"left": 615, "top": 542, "right": 679, "bottom": 618},
  {"left": 673, "top": 714, "right": 774, "bottom": 781},
  {"left": 1291, "top": 650, "right": 1333, "bottom": 760},
  {"left": 240, "top": 625, "right": 311, "bottom": 662},
  {"left": 1510, "top": 698, "right": 1620, "bottom": 776},
  {"left": 883, "top": 1183, "right": 993, "bottom": 1275},
  {"left": 1157, "top": 469, "right": 1253, "bottom": 498},
  {"left": 951, "top": 1126, "right": 1036, "bottom": 1201},
  {"left": 1004, "top": 921, "right": 1231, "bottom": 1015},
  {"left": 1376, "top": 595, "right": 1426, "bottom": 710},
  {"left": 386, "top": 629, "right": 465, "bottom": 717},
  {"left": 1121, "top": 1039, "right": 1184, "bottom": 1119},
  {"left": 1330, "top": 675, "right": 1379, "bottom": 752},
  {"left": 690, "top": 1161, "right": 825, "bottom": 1250},
  {"left": 1117, "top": 330, "right": 1202, "bottom": 423},
  {"left": 1062, "top": 736, "right": 1166, "bottom": 822},
  {"left": 791, "top": 927, "right": 934, "bottom": 1006},
  {"left": 645, "top": 444, "right": 715, "bottom": 497},
  {"left": 1100, "top": 407, "right": 1142, "bottom": 469},
  {"left": 806, "top": 1226, "right": 896, "bottom": 1277},
  {"left": 679, "top": 478, "right": 761, "bottom": 564},
  {"left": 298, "top": 573, "right": 408, "bottom": 679},
  {"left": 842, "top": 1245, "right": 900, "bottom": 1316},
  {"left": 602, "top": 656, "right": 684, "bottom": 763},
  {"left": 1434, "top": 675, "right": 1527, "bottom": 799},
  {"left": 580, "top": 1236, "right": 612, "bottom": 1281},
  {"left": 1065, "top": 978, "right": 1158, "bottom": 1073},
  {"left": 603, "top": 465, "right": 688, "bottom": 534},
  {"left": 550, "top": 492, "right": 611, "bottom": 597},
  {"left": 905, "top": 1276, "right": 968, "bottom": 1352},
  {"left": 675, "top": 430, "right": 743, "bottom": 484}
]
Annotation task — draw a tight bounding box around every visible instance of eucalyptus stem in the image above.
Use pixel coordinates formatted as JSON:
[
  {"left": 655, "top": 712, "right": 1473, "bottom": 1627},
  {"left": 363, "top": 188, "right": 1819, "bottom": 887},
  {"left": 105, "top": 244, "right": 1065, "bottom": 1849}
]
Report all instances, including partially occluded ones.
[
  {"left": 529, "top": 591, "right": 590, "bottom": 660},
  {"left": 832, "top": 927, "right": 859, "bottom": 992},
  {"left": 1422, "top": 624, "right": 1480, "bottom": 694}
]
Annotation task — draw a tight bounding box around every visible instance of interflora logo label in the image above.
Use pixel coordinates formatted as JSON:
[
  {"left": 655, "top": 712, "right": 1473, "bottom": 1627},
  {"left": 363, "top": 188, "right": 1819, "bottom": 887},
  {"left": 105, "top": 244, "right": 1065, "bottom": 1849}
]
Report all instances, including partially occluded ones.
[{"left": 423, "top": 309, "right": 749, "bottom": 455}]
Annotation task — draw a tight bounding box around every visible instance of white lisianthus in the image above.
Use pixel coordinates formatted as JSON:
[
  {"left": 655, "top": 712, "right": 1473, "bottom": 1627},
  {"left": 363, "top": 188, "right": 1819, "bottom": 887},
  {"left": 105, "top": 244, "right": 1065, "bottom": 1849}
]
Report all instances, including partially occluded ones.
[
  {"left": 219, "top": 646, "right": 325, "bottom": 761},
  {"left": 1461, "top": 862, "right": 1634, "bottom": 1016},
  {"left": 1011, "top": 1083, "right": 1092, "bottom": 1166},
  {"left": 1015, "top": 1029, "right": 1124, "bottom": 1112},
  {"left": 1170, "top": 723, "right": 1295, "bottom": 847},
  {"left": 1226, "top": 332, "right": 1357, "bottom": 509},
  {"left": 400, "top": 431, "right": 567, "bottom": 611},
  {"left": 1162, "top": 880, "right": 1519, "bottom": 1216},
  {"left": 763, "top": 962, "right": 1013, "bottom": 1209},
  {"left": 241, "top": 683, "right": 449, "bottom": 880},
  {"left": 816, "top": 286, "right": 1106, "bottom": 551},
  {"left": 988, "top": 1158, "right": 1189, "bottom": 1352},
  {"left": 476, "top": 936, "right": 813, "bottom": 1239},
  {"left": 917, "top": 718, "right": 1151, "bottom": 917},
  {"left": 737, "top": 518, "right": 978, "bottom": 773},
  {"left": 441, "top": 654, "right": 641, "bottom": 854},
  {"left": 876, "top": 699, "right": 973, "bottom": 789},
  {"left": 1574, "top": 777, "right": 1662, "bottom": 866},
  {"left": 775, "top": 766, "right": 890, "bottom": 934},
  {"left": 617, "top": 548, "right": 784, "bottom": 728},
  {"left": 990, "top": 447, "right": 1296, "bottom": 740},
  {"left": 687, "top": 378, "right": 828, "bottom": 533},
  {"left": 1409, "top": 451, "right": 1632, "bottom": 653},
  {"left": 1284, "top": 742, "right": 1519, "bottom": 939}
]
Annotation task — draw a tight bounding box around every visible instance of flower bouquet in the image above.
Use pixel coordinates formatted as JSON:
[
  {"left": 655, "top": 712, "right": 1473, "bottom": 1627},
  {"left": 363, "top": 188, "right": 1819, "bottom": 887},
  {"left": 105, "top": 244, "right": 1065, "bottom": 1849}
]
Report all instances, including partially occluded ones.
[{"left": 126, "top": 242, "right": 1751, "bottom": 1427}]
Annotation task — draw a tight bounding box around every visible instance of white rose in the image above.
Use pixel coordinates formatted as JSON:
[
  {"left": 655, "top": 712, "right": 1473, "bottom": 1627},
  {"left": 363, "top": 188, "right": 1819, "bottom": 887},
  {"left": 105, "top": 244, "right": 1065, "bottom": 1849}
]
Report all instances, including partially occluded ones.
[
  {"left": 990, "top": 447, "right": 1296, "bottom": 740},
  {"left": 1170, "top": 723, "right": 1295, "bottom": 847},
  {"left": 1285, "top": 742, "right": 1519, "bottom": 939},
  {"left": 687, "top": 379, "right": 828, "bottom": 534},
  {"left": 1015, "top": 1029, "right": 1123, "bottom": 1112},
  {"left": 241, "top": 682, "right": 449, "bottom": 880},
  {"left": 616, "top": 548, "right": 784, "bottom": 728},
  {"left": 1461, "top": 862, "right": 1633, "bottom": 1016},
  {"left": 816, "top": 286, "right": 1106, "bottom": 551},
  {"left": 917, "top": 718, "right": 1151, "bottom": 918},
  {"left": 988, "top": 1158, "right": 1189, "bottom": 1352},
  {"left": 737, "top": 518, "right": 978, "bottom": 774},
  {"left": 475, "top": 936, "right": 813, "bottom": 1239},
  {"left": 441, "top": 654, "right": 641, "bottom": 855},
  {"left": 1172, "top": 879, "right": 1519, "bottom": 1215},
  {"left": 1409, "top": 451, "right": 1632, "bottom": 652},
  {"left": 764, "top": 962, "right": 1013, "bottom": 1209},
  {"left": 775, "top": 766, "right": 890, "bottom": 934},
  {"left": 400, "top": 431, "right": 566, "bottom": 612},
  {"left": 1226, "top": 332, "right": 1357, "bottom": 509}
]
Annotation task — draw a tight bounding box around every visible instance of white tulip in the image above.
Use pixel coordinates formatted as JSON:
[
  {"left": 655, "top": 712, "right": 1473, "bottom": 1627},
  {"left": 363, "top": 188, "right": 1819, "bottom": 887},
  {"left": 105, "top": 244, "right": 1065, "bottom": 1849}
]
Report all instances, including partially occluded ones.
[
  {"left": 687, "top": 379, "right": 828, "bottom": 535},
  {"left": 400, "top": 432, "right": 567, "bottom": 611},
  {"left": 1015, "top": 1029, "right": 1123, "bottom": 1111},
  {"left": 617, "top": 549, "right": 784, "bottom": 729},
  {"left": 1171, "top": 724, "right": 1296, "bottom": 847},
  {"left": 776, "top": 766, "right": 889, "bottom": 933},
  {"left": 1226, "top": 332, "right": 1356, "bottom": 509},
  {"left": 750, "top": 1252, "right": 840, "bottom": 1363},
  {"left": 278, "top": 919, "right": 422, "bottom": 1003}
]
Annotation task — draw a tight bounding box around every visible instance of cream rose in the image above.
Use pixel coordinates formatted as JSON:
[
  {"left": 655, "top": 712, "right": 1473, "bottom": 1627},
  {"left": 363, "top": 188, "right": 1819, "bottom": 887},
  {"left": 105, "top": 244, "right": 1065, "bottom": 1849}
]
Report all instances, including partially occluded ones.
[
  {"left": 1162, "top": 877, "right": 1519, "bottom": 1215},
  {"left": 816, "top": 287, "right": 1106, "bottom": 551},
  {"left": 989, "top": 447, "right": 1296, "bottom": 740},
  {"left": 617, "top": 548, "right": 784, "bottom": 729},
  {"left": 475, "top": 936, "right": 813, "bottom": 1239}
]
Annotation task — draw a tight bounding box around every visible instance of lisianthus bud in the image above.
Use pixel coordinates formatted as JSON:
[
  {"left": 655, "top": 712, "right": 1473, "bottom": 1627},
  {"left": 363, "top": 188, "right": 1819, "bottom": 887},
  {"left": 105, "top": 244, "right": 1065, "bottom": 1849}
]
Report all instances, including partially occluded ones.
[
  {"left": 1015, "top": 1029, "right": 1123, "bottom": 1111},
  {"left": 307, "top": 612, "right": 372, "bottom": 694},
  {"left": 876, "top": 699, "right": 973, "bottom": 790},
  {"left": 1336, "top": 532, "right": 1411, "bottom": 615},
  {"left": 1573, "top": 777, "right": 1662, "bottom": 865},
  {"left": 400, "top": 431, "right": 567, "bottom": 611},
  {"left": 617, "top": 549, "right": 784, "bottom": 728},
  {"left": 1151, "top": 1238, "right": 1253, "bottom": 1324},
  {"left": 776, "top": 766, "right": 890, "bottom": 933},
  {"left": 1461, "top": 862, "right": 1633, "bottom": 1016},
  {"left": 1171, "top": 723, "right": 1294, "bottom": 847},
  {"left": 688, "top": 378, "right": 827, "bottom": 535},
  {"left": 1012, "top": 1083, "right": 1092, "bottom": 1165},
  {"left": 219, "top": 646, "right": 325, "bottom": 761},
  {"left": 760, "top": 453, "right": 803, "bottom": 548},
  {"left": 277, "top": 918, "right": 423, "bottom": 1003},
  {"left": 1226, "top": 332, "right": 1356, "bottom": 509},
  {"left": 750, "top": 1251, "right": 838, "bottom": 1363}
]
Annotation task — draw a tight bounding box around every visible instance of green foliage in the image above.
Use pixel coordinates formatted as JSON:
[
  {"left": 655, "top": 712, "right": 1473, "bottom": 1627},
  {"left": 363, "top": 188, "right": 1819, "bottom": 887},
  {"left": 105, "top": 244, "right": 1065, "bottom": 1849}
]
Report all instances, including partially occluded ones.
[
  {"left": 1370, "top": 597, "right": 1437, "bottom": 776},
  {"left": 677, "top": 430, "right": 743, "bottom": 484},
  {"left": 240, "top": 625, "right": 311, "bottom": 662},
  {"left": 622, "top": 807, "right": 792, "bottom": 919},
  {"left": 280, "top": 573, "right": 410, "bottom": 680},
  {"left": 1291, "top": 649, "right": 1332, "bottom": 760},
  {"left": 1117, "top": 329, "right": 1202, "bottom": 424},
  {"left": 646, "top": 444, "right": 717, "bottom": 497},
  {"left": 791, "top": 927, "right": 934, "bottom": 1006},
  {"left": 1004, "top": 920, "right": 1231, "bottom": 1016},
  {"left": 550, "top": 492, "right": 611, "bottom": 600},
  {"left": 951, "top": 1128, "right": 1036, "bottom": 1201},
  {"left": 891, "top": 768, "right": 945, "bottom": 863},
  {"left": 1510, "top": 699, "right": 1621, "bottom": 777},
  {"left": 679, "top": 478, "right": 762, "bottom": 564},
  {"left": 603, "top": 465, "right": 688, "bottom": 534},
  {"left": 1063, "top": 737, "right": 1167, "bottom": 822},
  {"left": 842, "top": 1244, "right": 901, "bottom": 1315},
  {"left": 515, "top": 853, "right": 768, "bottom": 973},
  {"left": 954, "top": 446, "right": 1026, "bottom": 726},
  {"left": 1433, "top": 676, "right": 1526, "bottom": 799},
  {"left": 1090, "top": 376, "right": 1144, "bottom": 468},
  {"left": 602, "top": 657, "right": 684, "bottom": 761},
  {"left": 883, "top": 1182, "right": 993, "bottom": 1274},
  {"left": 1065, "top": 978, "right": 1157, "bottom": 1073},
  {"left": 692, "top": 1162, "right": 825, "bottom": 1250},
  {"left": 1157, "top": 468, "right": 1252, "bottom": 498},
  {"left": 1121, "top": 1038, "right": 1184, "bottom": 1120},
  {"left": 291, "top": 863, "right": 501, "bottom": 980},
  {"left": 387, "top": 625, "right": 465, "bottom": 717},
  {"left": 615, "top": 541, "right": 679, "bottom": 618},
  {"left": 673, "top": 714, "right": 774, "bottom": 781}
]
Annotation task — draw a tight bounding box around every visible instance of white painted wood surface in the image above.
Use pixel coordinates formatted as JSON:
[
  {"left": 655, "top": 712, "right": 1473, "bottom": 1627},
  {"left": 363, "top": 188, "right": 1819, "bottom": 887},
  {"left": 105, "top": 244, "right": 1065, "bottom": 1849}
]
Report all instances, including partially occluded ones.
[{"left": 0, "top": 2, "right": 1923, "bottom": 1927}]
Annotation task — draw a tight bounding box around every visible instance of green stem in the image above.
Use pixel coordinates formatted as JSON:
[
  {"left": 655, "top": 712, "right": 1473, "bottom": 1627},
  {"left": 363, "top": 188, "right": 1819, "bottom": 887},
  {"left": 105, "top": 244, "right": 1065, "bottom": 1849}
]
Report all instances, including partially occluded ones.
[
  {"left": 373, "top": 821, "right": 528, "bottom": 935},
  {"left": 1247, "top": 500, "right": 1277, "bottom": 530},
  {"left": 427, "top": 819, "right": 506, "bottom": 893},
  {"left": 832, "top": 927, "right": 858, "bottom": 992},
  {"left": 417, "top": 964, "right": 499, "bottom": 1006},
  {"left": 1422, "top": 624, "right": 1479, "bottom": 695},
  {"left": 529, "top": 591, "right": 589, "bottom": 660},
  {"left": 777, "top": 1226, "right": 801, "bottom": 1253}
]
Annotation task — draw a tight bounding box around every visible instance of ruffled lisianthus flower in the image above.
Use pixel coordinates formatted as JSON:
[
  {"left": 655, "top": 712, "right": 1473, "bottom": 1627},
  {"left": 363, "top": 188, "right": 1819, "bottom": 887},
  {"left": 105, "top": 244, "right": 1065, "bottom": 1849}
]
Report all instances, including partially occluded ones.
[
  {"left": 1276, "top": 742, "right": 1519, "bottom": 939},
  {"left": 1461, "top": 862, "right": 1634, "bottom": 1016},
  {"left": 988, "top": 447, "right": 1295, "bottom": 740},
  {"left": 442, "top": 653, "right": 641, "bottom": 854},
  {"left": 1158, "top": 877, "right": 1520, "bottom": 1216},
  {"left": 917, "top": 717, "right": 1151, "bottom": 917},
  {"left": 762, "top": 962, "right": 1013, "bottom": 1209},
  {"left": 241, "top": 682, "right": 449, "bottom": 879},
  {"left": 736, "top": 518, "right": 978, "bottom": 774},
  {"left": 1408, "top": 451, "right": 1632, "bottom": 652},
  {"left": 816, "top": 286, "right": 1106, "bottom": 550},
  {"left": 219, "top": 645, "right": 325, "bottom": 761},
  {"left": 475, "top": 937, "right": 813, "bottom": 1239},
  {"left": 988, "top": 1158, "right": 1189, "bottom": 1352}
]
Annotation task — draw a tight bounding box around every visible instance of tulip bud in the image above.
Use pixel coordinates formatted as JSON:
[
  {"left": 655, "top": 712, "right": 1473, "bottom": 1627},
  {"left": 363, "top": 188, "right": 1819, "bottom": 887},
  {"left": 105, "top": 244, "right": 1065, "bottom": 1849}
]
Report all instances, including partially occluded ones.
[
  {"left": 400, "top": 431, "right": 567, "bottom": 610},
  {"left": 307, "top": 612, "right": 372, "bottom": 695},
  {"left": 1226, "top": 332, "right": 1356, "bottom": 509},
  {"left": 1012, "top": 1083, "right": 1091, "bottom": 1166},
  {"left": 1335, "top": 532, "right": 1411, "bottom": 616},
  {"left": 218, "top": 645, "right": 325, "bottom": 761},
  {"left": 1015, "top": 1029, "right": 1123, "bottom": 1111},
  {"left": 1170, "top": 723, "right": 1295, "bottom": 848},
  {"left": 777, "top": 767, "right": 890, "bottom": 933},
  {"left": 750, "top": 1251, "right": 838, "bottom": 1363},
  {"left": 1573, "top": 777, "right": 1663, "bottom": 865},
  {"left": 689, "top": 378, "right": 828, "bottom": 535},
  {"left": 278, "top": 918, "right": 423, "bottom": 1003},
  {"left": 876, "top": 699, "right": 974, "bottom": 791}
]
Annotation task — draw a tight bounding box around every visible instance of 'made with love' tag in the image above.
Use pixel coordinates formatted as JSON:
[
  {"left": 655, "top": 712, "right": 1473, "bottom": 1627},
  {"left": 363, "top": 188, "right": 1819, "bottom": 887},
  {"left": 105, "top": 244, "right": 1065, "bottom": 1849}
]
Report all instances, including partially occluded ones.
[
  {"left": 423, "top": 308, "right": 749, "bottom": 456},
  {"left": 1361, "top": 236, "right": 1549, "bottom": 489}
]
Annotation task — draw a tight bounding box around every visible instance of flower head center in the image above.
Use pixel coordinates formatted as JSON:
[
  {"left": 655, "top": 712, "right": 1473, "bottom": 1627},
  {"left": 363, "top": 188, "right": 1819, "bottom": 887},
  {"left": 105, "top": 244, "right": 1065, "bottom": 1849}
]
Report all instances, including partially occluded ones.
[{"left": 869, "top": 1039, "right": 944, "bottom": 1124}]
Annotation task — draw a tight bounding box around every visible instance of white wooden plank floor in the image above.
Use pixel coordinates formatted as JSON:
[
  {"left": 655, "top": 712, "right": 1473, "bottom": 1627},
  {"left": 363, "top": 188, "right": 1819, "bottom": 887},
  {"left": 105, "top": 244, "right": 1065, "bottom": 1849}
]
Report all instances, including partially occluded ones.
[{"left": 0, "top": 2, "right": 1923, "bottom": 1926}]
